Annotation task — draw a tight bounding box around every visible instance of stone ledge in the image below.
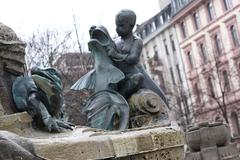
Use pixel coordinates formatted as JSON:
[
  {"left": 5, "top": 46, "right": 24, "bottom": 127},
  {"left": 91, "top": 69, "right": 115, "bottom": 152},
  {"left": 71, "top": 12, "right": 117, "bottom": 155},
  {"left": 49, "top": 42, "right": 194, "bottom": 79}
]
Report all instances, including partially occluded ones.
[
  {"left": 0, "top": 112, "right": 184, "bottom": 160},
  {"left": 0, "top": 112, "right": 32, "bottom": 135},
  {"left": 30, "top": 126, "right": 184, "bottom": 160}
]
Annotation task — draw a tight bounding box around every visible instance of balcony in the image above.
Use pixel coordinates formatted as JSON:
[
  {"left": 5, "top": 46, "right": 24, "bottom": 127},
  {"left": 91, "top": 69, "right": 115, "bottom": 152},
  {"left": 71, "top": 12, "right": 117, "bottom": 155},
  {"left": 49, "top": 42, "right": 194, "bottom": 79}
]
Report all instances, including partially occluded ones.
[
  {"left": 135, "top": 4, "right": 171, "bottom": 40},
  {"left": 171, "top": 0, "right": 195, "bottom": 16}
]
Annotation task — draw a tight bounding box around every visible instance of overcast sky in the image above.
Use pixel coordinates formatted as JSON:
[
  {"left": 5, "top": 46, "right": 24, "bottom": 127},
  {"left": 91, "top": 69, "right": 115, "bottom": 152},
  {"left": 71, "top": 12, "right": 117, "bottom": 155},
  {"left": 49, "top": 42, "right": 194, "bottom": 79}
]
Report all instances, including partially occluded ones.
[{"left": 1, "top": 0, "right": 160, "bottom": 41}]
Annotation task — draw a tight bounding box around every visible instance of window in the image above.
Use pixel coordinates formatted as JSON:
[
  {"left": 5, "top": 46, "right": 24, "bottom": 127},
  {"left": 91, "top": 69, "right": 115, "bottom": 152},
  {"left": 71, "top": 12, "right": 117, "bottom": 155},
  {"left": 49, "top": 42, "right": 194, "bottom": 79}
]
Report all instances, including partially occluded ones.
[
  {"left": 230, "top": 25, "right": 240, "bottom": 48},
  {"left": 231, "top": 112, "right": 240, "bottom": 136},
  {"left": 159, "top": 71, "right": 166, "bottom": 92},
  {"left": 193, "top": 83, "right": 201, "bottom": 102},
  {"left": 223, "top": 70, "right": 230, "bottom": 91},
  {"left": 145, "top": 26, "right": 150, "bottom": 36},
  {"left": 170, "top": 35, "right": 176, "bottom": 52},
  {"left": 187, "top": 51, "right": 194, "bottom": 69},
  {"left": 177, "top": 97, "right": 184, "bottom": 116},
  {"left": 173, "top": 0, "right": 181, "bottom": 11},
  {"left": 166, "top": 10, "right": 171, "bottom": 21},
  {"left": 206, "top": 1, "right": 215, "bottom": 21},
  {"left": 159, "top": 15, "right": 164, "bottom": 25},
  {"left": 146, "top": 51, "right": 150, "bottom": 59},
  {"left": 154, "top": 18, "right": 160, "bottom": 28},
  {"left": 180, "top": 0, "right": 186, "bottom": 6},
  {"left": 162, "top": 13, "right": 166, "bottom": 23},
  {"left": 193, "top": 12, "right": 201, "bottom": 30},
  {"left": 173, "top": 0, "right": 186, "bottom": 11},
  {"left": 180, "top": 21, "right": 188, "bottom": 38},
  {"left": 170, "top": 67, "right": 176, "bottom": 85},
  {"left": 208, "top": 77, "right": 215, "bottom": 97},
  {"left": 151, "top": 22, "right": 156, "bottom": 32},
  {"left": 223, "top": 0, "right": 233, "bottom": 10},
  {"left": 164, "top": 39, "right": 169, "bottom": 55},
  {"left": 183, "top": 95, "right": 190, "bottom": 114},
  {"left": 141, "top": 29, "right": 146, "bottom": 38},
  {"left": 153, "top": 45, "right": 159, "bottom": 60},
  {"left": 199, "top": 43, "right": 207, "bottom": 63},
  {"left": 176, "top": 64, "right": 182, "bottom": 83},
  {"left": 213, "top": 34, "right": 223, "bottom": 55}
]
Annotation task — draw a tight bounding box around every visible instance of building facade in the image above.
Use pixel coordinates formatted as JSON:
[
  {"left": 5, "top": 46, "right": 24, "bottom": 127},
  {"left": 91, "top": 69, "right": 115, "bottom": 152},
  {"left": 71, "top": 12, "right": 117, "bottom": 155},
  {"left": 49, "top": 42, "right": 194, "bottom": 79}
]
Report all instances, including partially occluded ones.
[
  {"left": 171, "top": 0, "right": 240, "bottom": 136},
  {"left": 136, "top": 2, "right": 193, "bottom": 126}
]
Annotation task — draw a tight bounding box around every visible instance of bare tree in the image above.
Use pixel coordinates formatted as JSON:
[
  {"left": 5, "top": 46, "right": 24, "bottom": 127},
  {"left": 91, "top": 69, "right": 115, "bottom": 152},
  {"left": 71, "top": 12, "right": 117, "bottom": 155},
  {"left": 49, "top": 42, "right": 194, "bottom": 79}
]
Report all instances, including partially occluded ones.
[
  {"left": 22, "top": 25, "right": 94, "bottom": 125},
  {"left": 72, "top": 12, "right": 83, "bottom": 54},
  {"left": 146, "top": 56, "right": 196, "bottom": 128},
  {"left": 25, "top": 28, "right": 74, "bottom": 68},
  {"left": 199, "top": 58, "right": 236, "bottom": 123},
  {"left": 72, "top": 12, "right": 92, "bottom": 73},
  {"left": 189, "top": 44, "right": 240, "bottom": 124},
  {"left": 162, "top": 80, "right": 205, "bottom": 130}
]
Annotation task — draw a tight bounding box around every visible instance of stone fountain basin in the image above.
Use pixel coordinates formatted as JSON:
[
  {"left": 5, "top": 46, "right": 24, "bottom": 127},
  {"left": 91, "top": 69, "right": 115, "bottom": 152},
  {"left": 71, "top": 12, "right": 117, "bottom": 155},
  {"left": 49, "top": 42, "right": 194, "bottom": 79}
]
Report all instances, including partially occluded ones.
[
  {"left": 0, "top": 112, "right": 184, "bottom": 160},
  {"left": 185, "top": 122, "right": 231, "bottom": 152}
]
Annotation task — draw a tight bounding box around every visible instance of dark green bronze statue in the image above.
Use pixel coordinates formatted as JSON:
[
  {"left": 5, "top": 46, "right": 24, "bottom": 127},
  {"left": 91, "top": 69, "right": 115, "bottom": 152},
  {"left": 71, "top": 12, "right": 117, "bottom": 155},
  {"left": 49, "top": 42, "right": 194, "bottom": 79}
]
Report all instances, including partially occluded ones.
[
  {"left": 71, "top": 25, "right": 130, "bottom": 130},
  {"left": 12, "top": 67, "right": 74, "bottom": 132},
  {"left": 108, "top": 9, "right": 168, "bottom": 103},
  {"left": 72, "top": 9, "right": 169, "bottom": 130}
]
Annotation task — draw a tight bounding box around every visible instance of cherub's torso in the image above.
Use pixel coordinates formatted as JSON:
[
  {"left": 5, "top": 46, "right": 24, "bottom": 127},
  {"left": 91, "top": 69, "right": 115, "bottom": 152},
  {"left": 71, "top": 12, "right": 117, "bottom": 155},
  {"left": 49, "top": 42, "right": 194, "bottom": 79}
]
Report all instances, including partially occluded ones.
[{"left": 114, "top": 36, "right": 135, "bottom": 55}]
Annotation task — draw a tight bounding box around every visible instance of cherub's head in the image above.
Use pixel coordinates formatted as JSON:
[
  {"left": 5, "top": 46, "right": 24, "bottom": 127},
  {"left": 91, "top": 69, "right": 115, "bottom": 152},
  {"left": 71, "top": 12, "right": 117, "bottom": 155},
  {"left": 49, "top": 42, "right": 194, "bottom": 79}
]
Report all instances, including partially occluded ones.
[{"left": 115, "top": 9, "right": 136, "bottom": 37}]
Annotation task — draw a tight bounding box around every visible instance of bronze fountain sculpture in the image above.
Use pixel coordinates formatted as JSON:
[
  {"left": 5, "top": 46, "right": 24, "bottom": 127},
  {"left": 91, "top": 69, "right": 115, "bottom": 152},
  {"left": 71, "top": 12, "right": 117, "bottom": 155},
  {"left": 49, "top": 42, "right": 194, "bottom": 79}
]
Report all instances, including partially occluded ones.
[
  {"left": 71, "top": 9, "right": 169, "bottom": 130},
  {"left": 12, "top": 67, "right": 74, "bottom": 132},
  {"left": 0, "top": 12, "right": 186, "bottom": 160}
]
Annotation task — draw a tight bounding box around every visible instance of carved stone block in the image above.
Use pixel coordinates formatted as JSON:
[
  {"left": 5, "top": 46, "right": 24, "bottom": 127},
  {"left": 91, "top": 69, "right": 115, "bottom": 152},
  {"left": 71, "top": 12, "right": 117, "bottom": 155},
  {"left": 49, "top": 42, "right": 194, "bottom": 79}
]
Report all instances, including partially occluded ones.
[
  {"left": 201, "top": 146, "right": 219, "bottom": 160},
  {"left": 0, "top": 112, "right": 32, "bottom": 135},
  {"left": 185, "top": 152, "right": 201, "bottom": 160}
]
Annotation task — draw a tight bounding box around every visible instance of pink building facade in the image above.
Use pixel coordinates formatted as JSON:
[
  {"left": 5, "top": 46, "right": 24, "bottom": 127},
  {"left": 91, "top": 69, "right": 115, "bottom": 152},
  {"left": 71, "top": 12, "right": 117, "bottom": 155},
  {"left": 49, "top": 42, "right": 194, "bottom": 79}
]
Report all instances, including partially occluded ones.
[
  {"left": 136, "top": 2, "right": 194, "bottom": 127},
  {"left": 171, "top": 0, "right": 240, "bottom": 136}
]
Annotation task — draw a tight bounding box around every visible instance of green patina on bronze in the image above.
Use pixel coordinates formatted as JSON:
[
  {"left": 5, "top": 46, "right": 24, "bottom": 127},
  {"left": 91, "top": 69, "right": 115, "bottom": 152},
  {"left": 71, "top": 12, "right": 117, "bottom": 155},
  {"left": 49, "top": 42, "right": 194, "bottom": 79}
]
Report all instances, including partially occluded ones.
[
  {"left": 71, "top": 9, "right": 169, "bottom": 130},
  {"left": 72, "top": 26, "right": 130, "bottom": 130},
  {"left": 12, "top": 67, "right": 74, "bottom": 132}
]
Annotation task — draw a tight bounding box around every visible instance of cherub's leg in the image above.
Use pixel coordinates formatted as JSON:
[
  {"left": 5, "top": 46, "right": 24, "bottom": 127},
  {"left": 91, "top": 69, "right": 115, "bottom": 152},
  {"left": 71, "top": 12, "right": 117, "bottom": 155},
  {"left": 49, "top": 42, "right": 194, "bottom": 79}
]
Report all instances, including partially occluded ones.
[{"left": 119, "top": 73, "right": 144, "bottom": 98}]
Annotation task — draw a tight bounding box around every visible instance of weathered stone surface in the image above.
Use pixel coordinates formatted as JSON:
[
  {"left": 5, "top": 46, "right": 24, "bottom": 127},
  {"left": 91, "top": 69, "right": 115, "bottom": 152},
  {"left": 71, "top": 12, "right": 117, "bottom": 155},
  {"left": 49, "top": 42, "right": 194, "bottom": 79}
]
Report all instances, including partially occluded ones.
[
  {"left": 0, "top": 22, "right": 184, "bottom": 160},
  {"left": 0, "top": 23, "right": 26, "bottom": 116},
  {"left": 0, "top": 22, "right": 19, "bottom": 41},
  {"left": 0, "top": 22, "right": 26, "bottom": 75},
  {"left": 0, "top": 97, "right": 183, "bottom": 160},
  {"left": 0, "top": 118, "right": 184, "bottom": 160},
  {"left": 185, "top": 121, "right": 240, "bottom": 160},
  {"left": 0, "top": 112, "right": 33, "bottom": 135},
  {"left": 0, "top": 130, "right": 44, "bottom": 160},
  {"left": 28, "top": 126, "right": 184, "bottom": 160},
  {"left": 185, "top": 152, "right": 201, "bottom": 160},
  {"left": 201, "top": 146, "right": 219, "bottom": 160},
  {"left": 128, "top": 89, "right": 169, "bottom": 128},
  {"left": 218, "top": 143, "right": 240, "bottom": 160}
]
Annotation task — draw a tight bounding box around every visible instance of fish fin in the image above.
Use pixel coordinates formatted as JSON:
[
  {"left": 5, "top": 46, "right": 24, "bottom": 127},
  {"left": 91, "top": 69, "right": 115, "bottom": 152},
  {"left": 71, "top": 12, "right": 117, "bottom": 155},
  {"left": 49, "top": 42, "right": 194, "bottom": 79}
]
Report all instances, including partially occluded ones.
[
  {"left": 105, "top": 64, "right": 125, "bottom": 84},
  {"left": 70, "top": 69, "right": 96, "bottom": 91}
]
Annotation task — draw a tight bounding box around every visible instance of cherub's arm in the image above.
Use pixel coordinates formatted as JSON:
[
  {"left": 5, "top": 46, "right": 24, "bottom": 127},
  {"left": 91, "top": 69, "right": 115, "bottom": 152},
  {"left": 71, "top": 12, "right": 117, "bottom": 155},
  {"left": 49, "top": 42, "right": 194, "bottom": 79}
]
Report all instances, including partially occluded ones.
[
  {"left": 107, "top": 46, "right": 127, "bottom": 61},
  {"left": 107, "top": 38, "right": 143, "bottom": 63},
  {"left": 125, "top": 38, "right": 143, "bottom": 65}
]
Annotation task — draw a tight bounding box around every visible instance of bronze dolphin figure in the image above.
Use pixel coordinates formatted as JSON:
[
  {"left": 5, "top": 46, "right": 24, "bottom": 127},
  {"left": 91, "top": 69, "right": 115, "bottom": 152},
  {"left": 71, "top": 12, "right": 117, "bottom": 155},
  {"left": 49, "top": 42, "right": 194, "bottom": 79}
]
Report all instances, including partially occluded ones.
[
  {"left": 71, "top": 26, "right": 124, "bottom": 92},
  {"left": 71, "top": 26, "right": 129, "bottom": 130}
]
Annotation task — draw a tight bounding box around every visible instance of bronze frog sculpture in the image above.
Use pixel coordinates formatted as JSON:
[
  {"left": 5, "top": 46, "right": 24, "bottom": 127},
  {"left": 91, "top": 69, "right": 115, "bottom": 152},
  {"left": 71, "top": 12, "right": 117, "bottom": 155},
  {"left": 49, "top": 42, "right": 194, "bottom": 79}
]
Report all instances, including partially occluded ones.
[{"left": 12, "top": 67, "right": 74, "bottom": 132}]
